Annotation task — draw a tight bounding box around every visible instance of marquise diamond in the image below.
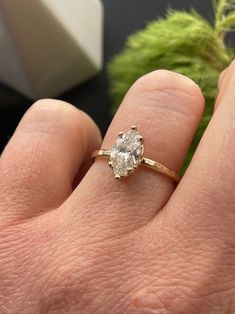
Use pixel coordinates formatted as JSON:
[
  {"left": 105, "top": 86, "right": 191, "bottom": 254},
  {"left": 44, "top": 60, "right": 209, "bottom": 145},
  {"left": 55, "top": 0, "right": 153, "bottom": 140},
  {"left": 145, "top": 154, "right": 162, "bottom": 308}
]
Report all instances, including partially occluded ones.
[{"left": 109, "top": 126, "right": 143, "bottom": 178}]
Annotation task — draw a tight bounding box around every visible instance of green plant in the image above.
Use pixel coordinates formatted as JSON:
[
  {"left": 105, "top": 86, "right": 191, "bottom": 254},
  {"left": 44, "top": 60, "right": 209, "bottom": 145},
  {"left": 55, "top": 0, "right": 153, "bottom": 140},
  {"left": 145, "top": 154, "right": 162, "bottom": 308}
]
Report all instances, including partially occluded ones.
[{"left": 108, "top": 0, "right": 235, "bottom": 172}]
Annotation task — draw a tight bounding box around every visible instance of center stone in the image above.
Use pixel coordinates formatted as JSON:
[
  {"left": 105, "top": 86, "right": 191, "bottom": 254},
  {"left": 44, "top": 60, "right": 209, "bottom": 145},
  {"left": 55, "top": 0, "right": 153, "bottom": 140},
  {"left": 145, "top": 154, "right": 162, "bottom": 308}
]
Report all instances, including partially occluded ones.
[{"left": 109, "top": 127, "right": 143, "bottom": 178}]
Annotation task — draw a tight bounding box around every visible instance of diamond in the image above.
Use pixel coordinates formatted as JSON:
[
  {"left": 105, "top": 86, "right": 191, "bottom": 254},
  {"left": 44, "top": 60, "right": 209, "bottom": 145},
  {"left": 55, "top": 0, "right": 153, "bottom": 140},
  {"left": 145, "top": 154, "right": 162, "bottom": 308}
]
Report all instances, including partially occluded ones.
[{"left": 109, "top": 127, "right": 143, "bottom": 178}]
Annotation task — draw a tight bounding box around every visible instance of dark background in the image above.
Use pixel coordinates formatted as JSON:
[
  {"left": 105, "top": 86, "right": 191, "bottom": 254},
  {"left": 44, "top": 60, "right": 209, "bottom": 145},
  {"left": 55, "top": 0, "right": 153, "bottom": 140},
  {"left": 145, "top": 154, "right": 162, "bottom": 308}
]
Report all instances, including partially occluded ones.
[{"left": 0, "top": 0, "right": 213, "bottom": 152}]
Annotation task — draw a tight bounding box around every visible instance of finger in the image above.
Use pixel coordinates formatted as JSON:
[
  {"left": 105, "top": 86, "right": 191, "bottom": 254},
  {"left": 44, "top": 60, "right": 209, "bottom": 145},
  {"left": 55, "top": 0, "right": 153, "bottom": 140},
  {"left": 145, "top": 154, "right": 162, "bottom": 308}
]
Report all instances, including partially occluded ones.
[
  {"left": 169, "top": 60, "right": 235, "bottom": 224},
  {"left": 0, "top": 99, "right": 101, "bottom": 226},
  {"left": 65, "top": 70, "right": 204, "bottom": 234}
]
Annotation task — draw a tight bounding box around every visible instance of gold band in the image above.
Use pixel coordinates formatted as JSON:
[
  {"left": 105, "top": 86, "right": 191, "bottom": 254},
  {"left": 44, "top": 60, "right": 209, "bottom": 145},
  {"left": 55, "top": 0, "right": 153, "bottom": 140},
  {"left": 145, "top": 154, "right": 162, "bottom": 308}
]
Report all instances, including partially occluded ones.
[{"left": 92, "top": 149, "right": 180, "bottom": 183}]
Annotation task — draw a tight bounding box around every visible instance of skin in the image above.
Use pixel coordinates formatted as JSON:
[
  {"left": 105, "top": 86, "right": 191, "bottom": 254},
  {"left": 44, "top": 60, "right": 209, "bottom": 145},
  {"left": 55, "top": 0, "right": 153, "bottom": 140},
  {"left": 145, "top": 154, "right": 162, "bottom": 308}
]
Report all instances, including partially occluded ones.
[{"left": 0, "top": 63, "right": 235, "bottom": 314}]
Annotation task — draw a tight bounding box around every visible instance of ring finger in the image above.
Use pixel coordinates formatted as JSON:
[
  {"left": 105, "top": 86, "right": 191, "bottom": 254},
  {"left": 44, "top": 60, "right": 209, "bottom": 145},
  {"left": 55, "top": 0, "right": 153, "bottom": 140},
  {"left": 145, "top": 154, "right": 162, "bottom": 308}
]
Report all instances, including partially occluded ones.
[{"left": 65, "top": 70, "right": 204, "bottom": 232}]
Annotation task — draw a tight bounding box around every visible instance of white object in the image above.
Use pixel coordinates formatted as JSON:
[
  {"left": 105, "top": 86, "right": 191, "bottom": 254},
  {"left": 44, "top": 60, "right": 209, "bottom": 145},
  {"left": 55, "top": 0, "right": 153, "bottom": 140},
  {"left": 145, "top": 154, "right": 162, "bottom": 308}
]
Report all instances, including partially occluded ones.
[{"left": 0, "top": 0, "right": 103, "bottom": 99}]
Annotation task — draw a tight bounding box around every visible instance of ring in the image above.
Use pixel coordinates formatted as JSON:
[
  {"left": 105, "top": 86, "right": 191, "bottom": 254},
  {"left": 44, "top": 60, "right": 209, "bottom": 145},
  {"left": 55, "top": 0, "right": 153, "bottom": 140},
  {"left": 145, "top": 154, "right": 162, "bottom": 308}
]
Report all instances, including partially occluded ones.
[{"left": 92, "top": 126, "right": 180, "bottom": 183}]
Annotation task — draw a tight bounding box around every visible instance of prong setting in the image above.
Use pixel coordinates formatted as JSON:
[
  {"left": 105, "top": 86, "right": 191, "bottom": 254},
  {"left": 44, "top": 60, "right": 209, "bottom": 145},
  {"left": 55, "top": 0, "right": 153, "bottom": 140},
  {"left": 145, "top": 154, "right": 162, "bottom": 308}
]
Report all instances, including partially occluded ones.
[
  {"left": 93, "top": 125, "right": 180, "bottom": 183},
  {"left": 110, "top": 126, "right": 143, "bottom": 179}
]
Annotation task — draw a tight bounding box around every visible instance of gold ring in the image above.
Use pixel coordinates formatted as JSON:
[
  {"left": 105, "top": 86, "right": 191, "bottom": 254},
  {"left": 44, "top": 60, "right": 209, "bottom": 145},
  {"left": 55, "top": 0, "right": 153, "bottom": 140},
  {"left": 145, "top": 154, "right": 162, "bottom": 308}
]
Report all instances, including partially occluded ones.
[{"left": 92, "top": 126, "right": 180, "bottom": 183}]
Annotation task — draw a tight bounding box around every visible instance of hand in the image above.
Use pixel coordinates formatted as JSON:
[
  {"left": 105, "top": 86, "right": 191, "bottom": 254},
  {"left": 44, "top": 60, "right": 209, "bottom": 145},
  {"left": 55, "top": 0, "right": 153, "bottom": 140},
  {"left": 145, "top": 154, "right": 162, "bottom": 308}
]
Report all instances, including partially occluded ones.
[{"left": 0, "top": 63, "right": 235, "bottom": 314}]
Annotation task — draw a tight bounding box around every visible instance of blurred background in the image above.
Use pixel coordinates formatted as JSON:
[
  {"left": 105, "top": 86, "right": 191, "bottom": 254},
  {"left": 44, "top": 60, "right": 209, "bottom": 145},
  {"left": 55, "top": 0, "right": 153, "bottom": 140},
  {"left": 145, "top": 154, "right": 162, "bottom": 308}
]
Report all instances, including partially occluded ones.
[{"left": 0, "top": 0, "right": 213, "bottom": 152}]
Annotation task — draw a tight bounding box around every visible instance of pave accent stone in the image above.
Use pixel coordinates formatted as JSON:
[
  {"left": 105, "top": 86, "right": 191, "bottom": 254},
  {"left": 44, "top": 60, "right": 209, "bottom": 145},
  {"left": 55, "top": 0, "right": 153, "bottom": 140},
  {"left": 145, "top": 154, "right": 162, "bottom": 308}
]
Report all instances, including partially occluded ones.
[{"left": 109, "top": 127, "right": 143, "bottom": 178}]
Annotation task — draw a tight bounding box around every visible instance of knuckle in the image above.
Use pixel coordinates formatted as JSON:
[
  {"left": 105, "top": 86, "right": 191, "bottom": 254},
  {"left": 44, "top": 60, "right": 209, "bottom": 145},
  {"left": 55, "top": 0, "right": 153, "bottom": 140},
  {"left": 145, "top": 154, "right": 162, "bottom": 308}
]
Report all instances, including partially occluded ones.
[
  {"left": 24, "top": 99, "right": 100, "bottom": 144},
  {"left": 23, "top": 98, "right": 79, "bottom": 128},
  {"left": 39, "top": 265, "right": 84, "bottom": 313},
  {"left": 127, "top": 285, "right": 196, "bottom": 314},
  {"left": 38, "top": 253, "right": 104, "bottom": 313},
  {"left": 127, "top": 283, "right": 235, "bottom": 314},
  {"left": 134, "top": 69, "right": 202, "bottom": 97},
  {"left": 39, "top": 234, "right": 135, "bottom": 313},
  {"left": 129, "top": 70, "right": 204, "bottom": 118},
  {"left": 29, "top": 98, "right": 75, "bottom": 113}
]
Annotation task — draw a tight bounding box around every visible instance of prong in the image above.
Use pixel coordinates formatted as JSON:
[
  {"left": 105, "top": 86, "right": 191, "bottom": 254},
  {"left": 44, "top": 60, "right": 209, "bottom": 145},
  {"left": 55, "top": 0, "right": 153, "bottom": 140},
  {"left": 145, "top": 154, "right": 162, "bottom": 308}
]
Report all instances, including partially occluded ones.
[
  {"left": 115, "top": 175, "right": 121, "bottom": 179},
  {"left": 131, "top": 125, "right": 137, "bottom": 131},
  {"left": 127, "top": 167, "right": 133, "bottom": 173},
  {"left": 108, "top": 161, "right": 113, "bottom": 167},
  {"left": 138, "top": 136, "right": 143, "bottom": 142},
  {"left": 118, "top": 132, "right": 124, "bottom": 138},
  {"left": 133, "top": 165, "right": 138, "bottom": 169}
]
